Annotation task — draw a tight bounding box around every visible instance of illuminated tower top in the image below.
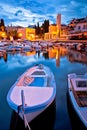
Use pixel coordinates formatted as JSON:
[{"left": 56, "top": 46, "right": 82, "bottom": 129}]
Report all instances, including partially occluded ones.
[
  {"left": 57, "top": 14, "right": 61, "bottom": 26},
  {"left": 56, "top": 14, "right": 61, "bottom": 37}
]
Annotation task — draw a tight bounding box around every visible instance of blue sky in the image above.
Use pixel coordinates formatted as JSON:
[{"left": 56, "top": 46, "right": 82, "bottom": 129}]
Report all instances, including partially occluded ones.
[{"left": 0, "top": 0, "right": 87, "bottom": 27}]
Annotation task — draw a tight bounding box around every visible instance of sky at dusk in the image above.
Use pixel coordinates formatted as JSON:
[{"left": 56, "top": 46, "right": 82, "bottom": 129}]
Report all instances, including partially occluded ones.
[{"left": 0, "top": 0, "right": 87, "bottom": 27}]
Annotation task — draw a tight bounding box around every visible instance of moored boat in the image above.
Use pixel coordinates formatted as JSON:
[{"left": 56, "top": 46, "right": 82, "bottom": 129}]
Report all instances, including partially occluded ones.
[
  {"left": 7, "top": 64, "right": 56, "bottom": 127},
  {"left": 68, "top": 73, "right": 87, "bottom": 128}
]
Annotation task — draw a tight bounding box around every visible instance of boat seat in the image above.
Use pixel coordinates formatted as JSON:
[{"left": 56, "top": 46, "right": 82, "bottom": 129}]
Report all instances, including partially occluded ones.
[{"left": 23, "top": 76, "right": 34, "bottom": 86}]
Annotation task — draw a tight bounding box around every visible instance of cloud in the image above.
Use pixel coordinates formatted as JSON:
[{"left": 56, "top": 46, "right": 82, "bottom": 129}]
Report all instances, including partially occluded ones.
[
  {"left": 15, "top": 10, "right": 24, "bottom": 16},
  {"left": 70, "top": 0, "right": 80, "bottom": 7},
  {"left": 80, "top": 5, "right": 87, "bottom": 16},
  {"left": 0, "top": 3, "right": 44, "bottom": 26},
  {"left": 0, "top": 2, "right": 57, "bottom": 27},
  {"left": 0, "top": 0, "right": 87, "bottom": 27}
]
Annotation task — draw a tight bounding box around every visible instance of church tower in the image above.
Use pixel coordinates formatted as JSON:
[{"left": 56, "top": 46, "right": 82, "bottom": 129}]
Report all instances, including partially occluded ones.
[{"left": 56, "top": 14, "right": 61, "bottom": 38}]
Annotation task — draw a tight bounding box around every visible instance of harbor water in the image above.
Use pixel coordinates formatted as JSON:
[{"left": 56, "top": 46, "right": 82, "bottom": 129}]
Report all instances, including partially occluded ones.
[{"left": 0, "top": 47, "right": 87, "bottom": 130}]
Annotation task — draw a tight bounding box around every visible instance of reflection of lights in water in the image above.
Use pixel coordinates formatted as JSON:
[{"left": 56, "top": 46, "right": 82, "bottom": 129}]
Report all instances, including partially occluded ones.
[
  {"left": 48, "top": 49, "right": 56, "bottom": 58},
  {"left": 3, "top": 53, "right": 7, "bottom": 62},
  {"left": 2, "top": 54, "right": 37, "bottom": 70},
  {"left": 1, "top": 47, "right": 68, "bottom": 69},
  {"left": 56, "top": 50, "right": 59, "bottom": 59},
  {"left": 56, "top": 50, "right": 60, "bottom": 67},
  {"left": 25, "top": 51, "right": 36, "bottom": 56}
]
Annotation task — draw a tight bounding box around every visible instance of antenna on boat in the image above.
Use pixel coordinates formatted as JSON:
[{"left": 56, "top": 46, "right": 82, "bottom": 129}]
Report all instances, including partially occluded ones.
[{"left": 21, "top": 90, "right": 31, "bottom": 130}]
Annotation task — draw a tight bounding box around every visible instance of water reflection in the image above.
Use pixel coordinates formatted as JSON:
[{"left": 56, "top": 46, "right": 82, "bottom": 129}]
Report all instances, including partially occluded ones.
[
  {"left": 42, "top": 47, "right": 68, "bottom": 67},
  {"left": 43, "top": 51, "right": 49, "bottom": 59},
  {"left": 3, "top": 52, "right": 8, "bottom": 62},
  {"left": 68, "top": 50, "right": 87, "bottom": 64},
  {"left": 25, "top": 51, "right": 36, "bottom": 56},
  {"left": 1, "top": 47, "right": 87, "bottom": 69},
  {"left": 10, "top": 100, "right": 56, "bottom": 130},
  {"left": 0, "top": 47, "right": 69, "bottom": 67},
  {"left": 1, "top": 46, "right": 87, "bottom": 67},
  {"left": 1, "top": 46, "right": 87, "bottom": 130},
  {"left": 0, "top": 52, "right": 8, "bottom": 62}
]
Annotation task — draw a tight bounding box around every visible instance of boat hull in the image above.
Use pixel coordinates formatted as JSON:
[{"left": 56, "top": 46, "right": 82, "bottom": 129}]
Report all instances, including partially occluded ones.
[
  {"left": 7, "top": 64, "right": 56, "bottom": 124},
  {"left": 68, "top": 73, "right": 87, "bottom": 128},
  {"left": 19, "top": 98, "right": 55, "bottom": 124},
  {"left": 10, "top": 100, "right": 56, "bottom": 130}
]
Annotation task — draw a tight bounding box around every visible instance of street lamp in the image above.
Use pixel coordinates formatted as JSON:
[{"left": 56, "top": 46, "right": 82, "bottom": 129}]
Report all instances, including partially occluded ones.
[{"left": 1, "top": 32, "right": 7, "bottom": 39}]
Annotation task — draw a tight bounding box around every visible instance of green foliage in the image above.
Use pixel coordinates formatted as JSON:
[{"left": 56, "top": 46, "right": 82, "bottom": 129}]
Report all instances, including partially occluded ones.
[
  {"left": 35, "top": 19, "right": 49, "bottom": 39},
  {"left": 0, "top": 19, "right": 5, "bottom": 31}
]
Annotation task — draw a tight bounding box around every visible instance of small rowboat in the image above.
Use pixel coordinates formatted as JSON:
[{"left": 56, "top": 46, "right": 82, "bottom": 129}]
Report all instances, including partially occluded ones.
[
  {"left": 7, "top": 64, "right": 56, "bottom": 128},
  {"left": 68, "top": 73, "right": 87, "bottom": 128}
]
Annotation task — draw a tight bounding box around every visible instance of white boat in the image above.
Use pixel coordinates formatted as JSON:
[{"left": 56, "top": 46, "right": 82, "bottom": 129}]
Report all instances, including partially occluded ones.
[
  {"left": 7, "top": 64, "right": 56, "bottom": 127},
  {"left": 68, "top": 73, "right": 87, "bottom": 128}
]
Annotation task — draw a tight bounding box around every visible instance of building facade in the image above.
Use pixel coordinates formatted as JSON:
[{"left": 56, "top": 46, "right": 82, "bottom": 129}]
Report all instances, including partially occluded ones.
[
  {"left": 44, "top": 14, "right": 68, "bottom": 40},
  {"left": 26, "top": 28, "right": 35, "bottom": 41},
  {"left": 68, "top": 17, "right": 87, "bottom": 40},
  {"left": 17, "top": 27, "right": 35, "bottom": 41}
]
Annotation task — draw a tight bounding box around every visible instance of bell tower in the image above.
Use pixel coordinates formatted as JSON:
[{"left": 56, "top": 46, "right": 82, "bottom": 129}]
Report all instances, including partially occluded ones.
[{"left": 56, "top": 14, "right": 61, "bottom": 38}]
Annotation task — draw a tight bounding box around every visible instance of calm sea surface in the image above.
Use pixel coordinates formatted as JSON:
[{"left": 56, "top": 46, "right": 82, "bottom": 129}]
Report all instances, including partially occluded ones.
[{"left": 0, "top": 48, "right": 87, "bottom": 130}]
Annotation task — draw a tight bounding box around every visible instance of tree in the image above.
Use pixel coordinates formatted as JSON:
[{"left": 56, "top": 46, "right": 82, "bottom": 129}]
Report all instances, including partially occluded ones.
[
  {"left": 35, "top": 22, "right": 40, "bottom": 36},
  {"left": 0, "top": 19, "right": 5, "bottom": 31},
  {"left": 0, "top": 19, "right": 5, "bottom": 26},
  {"left": 13, "top": 30, "right": 18, "bottom": 40},
  {"left": 42, "top": 20, "right": 49, "bottom": 33}
]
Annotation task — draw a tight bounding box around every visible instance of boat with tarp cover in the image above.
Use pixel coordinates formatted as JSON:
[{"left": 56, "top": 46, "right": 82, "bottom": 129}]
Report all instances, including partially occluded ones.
[
  {"left": 7, "top": 64, "right": 56, "bottom": 128},
  {"left": 68, "top": 73, "right": 87, "bottom": 128}
]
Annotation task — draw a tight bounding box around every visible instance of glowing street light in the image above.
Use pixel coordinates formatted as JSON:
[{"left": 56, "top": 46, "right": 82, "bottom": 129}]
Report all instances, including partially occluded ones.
[
  {"left": 1, "top": 32, "right": 6, "bottom": 38},
  {"left": 18, "top": 32, "right": 22, "bottom": 37}
]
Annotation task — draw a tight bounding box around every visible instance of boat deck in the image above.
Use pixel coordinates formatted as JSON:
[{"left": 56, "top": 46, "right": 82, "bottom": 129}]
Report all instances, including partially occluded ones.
[
  {"left": 70, "top": 79, "right": 87, "bottom": 107},
  {"left": 76, "top": 91, "right": 87, "bottom": 107},
  {"left": 16, "top": 65, "right": 52, "bottom": 87}
]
